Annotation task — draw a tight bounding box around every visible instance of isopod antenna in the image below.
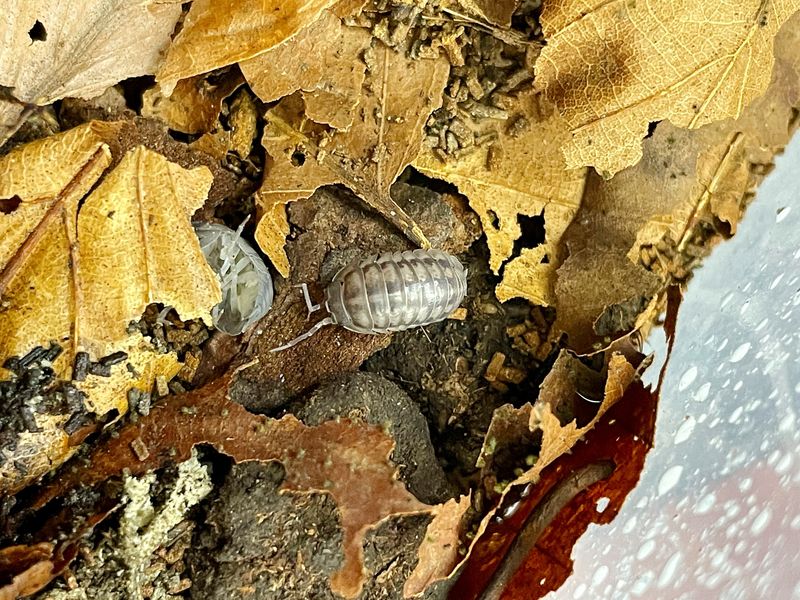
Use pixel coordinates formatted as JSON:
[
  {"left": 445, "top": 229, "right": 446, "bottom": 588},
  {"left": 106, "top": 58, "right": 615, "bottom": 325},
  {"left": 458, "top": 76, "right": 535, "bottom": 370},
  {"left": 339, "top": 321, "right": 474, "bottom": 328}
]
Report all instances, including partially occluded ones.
[{"left": 270, "top": 316, "right": 334, "bottom": 352}]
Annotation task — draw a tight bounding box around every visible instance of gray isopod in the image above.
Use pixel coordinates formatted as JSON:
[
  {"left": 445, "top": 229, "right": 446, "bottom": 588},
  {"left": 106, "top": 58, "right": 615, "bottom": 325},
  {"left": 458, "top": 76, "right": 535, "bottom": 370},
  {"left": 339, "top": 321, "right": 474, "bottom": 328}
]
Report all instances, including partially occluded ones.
[{"left": 271, "top": 249, "right": 468, "bottom": 351}]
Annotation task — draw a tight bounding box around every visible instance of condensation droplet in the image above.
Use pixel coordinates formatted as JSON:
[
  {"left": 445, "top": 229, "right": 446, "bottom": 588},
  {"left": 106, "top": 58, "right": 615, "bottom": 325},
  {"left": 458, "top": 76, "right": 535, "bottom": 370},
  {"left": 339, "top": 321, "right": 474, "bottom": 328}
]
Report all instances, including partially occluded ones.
[
  {"left": 596, "top": 497, "right": 610, "bottom": 513},
  {"left": 573, "top": 583, "right": 587, "bottom": 599},
  {"left": 657, "top": 551, "right": 683, "bottom": 589},
  {"left": 674, "top": 416, "right": 697, "bottom": 444},
  {"left": 775, "top": 453, "right": 793, "bottom": 474},
  {"left": 728, "top": 406, "right": 744, "bottom": 423},
  {"left": 592, "top": 564, "right": 609, "bottom": 587},
  {"left": 729, "top": 342, "right": 751, "bottom": 363},
  {"left": 694, "top": 382, "right": 711, "bottom": 403},
  {"left": 751, "top": 507, "right": 772, "bottom": 536},
  {"left": 678, "top": 366, "right": 698, "bottom": 391},
  {"left": 776, "top": 206, "right": 791, "bottom": 222},
  {"left": 658, "top": 465, "right": 684, "bottom": 497},
  {"left": 695, "top": 492, "right": 717, "bottom": 515},
  {"left": 770, "top": 273, "right": 785, "bottom": 290},
  {"left": 636, "top": 539, "right": 656, "bottom": 561}
]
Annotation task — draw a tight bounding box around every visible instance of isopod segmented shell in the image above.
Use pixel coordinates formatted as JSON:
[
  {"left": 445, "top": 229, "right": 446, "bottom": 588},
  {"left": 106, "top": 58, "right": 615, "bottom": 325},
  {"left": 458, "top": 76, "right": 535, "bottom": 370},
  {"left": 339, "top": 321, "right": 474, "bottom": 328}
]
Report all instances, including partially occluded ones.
[
  {"left": 271, "top": 249, "right": 467, "bottom": 351},
  {"left": 194, "top": 221, "right": 274, "bottom": 335},
  {"left": 327, "top": 249, "right": 467, "bottom": 333}
]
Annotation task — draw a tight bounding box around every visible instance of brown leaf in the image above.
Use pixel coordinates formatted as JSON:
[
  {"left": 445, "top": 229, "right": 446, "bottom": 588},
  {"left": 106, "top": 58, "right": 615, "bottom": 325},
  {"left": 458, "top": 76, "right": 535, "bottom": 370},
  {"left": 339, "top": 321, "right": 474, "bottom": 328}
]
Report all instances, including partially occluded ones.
[
  {"left": 31, "top": 378, "right": 430, "bottom": 599},
  {"left": 552, "top": 12, "right": 800, "bottom": 354},
  {"left": 256, "top": 45, "right": 448, "bottom": 276},
  {"left": 403, "top": 494, "right": 471, "bottom": 598},
  {"left": 452, "top": 381, "right": 658, "bottom": 600},
  {"left": 0, "top": 0, "right": 182, "bottom": 140},
  {"left": 157, "top": 0, "right": 338, "bottom": 96},
  {"left": 414, "top": 92, "right": 585, "bottom": 303},
  {"left": 535, "top": 0, "right": 800, "bottom": 175},
  {"left": 240, "top": 11, "right": 372, "bottom": 129},
  {"left": 0, "top": 543, "right": 55, "bottom": 600},
  {"left": 452, "top": 0, "right": 519, "bottom": 27},
  {"left": 142, "top": 72, "right": 244, "bottom": 135},
  {"left": 0, "top": 125, "right": 221, "bottom": 370}
]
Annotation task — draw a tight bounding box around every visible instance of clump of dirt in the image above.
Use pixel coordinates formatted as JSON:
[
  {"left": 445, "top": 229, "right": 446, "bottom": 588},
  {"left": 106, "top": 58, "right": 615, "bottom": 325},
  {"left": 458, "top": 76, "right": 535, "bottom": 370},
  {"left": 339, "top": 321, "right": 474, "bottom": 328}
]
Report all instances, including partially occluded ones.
[{"left": 293, "top": 372, "right": 454, "bottom": 504}]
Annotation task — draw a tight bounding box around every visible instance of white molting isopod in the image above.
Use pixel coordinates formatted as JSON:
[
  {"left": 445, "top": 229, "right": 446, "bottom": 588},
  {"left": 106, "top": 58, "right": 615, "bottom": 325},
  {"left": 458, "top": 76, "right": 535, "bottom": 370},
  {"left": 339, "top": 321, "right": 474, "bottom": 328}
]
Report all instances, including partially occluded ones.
[
  {"left": 194, "top": 221, "right": 274, "bottom": 336},
  {"left": 272, "top": 249, "right": 468, "bottom": 351}
]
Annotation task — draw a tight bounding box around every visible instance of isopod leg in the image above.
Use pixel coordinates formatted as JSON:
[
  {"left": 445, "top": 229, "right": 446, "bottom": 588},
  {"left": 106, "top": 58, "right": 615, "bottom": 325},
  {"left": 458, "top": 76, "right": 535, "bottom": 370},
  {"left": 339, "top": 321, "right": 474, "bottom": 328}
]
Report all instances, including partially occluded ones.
[
  {"left": 294, "top": 283, "right": 321, "bottom": 319},
  {"left": 270, "top": 317, "right": 334, "bottom": 352}
]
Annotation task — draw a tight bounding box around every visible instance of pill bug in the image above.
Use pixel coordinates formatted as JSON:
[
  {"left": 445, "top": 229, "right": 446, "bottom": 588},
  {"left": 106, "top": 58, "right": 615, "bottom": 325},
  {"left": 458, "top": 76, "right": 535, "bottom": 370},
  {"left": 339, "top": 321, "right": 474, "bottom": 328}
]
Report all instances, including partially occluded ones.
[
  {"left": 194, "top": 221, "right": 274, "bottom": 335},
  {"left": 272, "top": 248, "right": 467, "bottom": 351}
]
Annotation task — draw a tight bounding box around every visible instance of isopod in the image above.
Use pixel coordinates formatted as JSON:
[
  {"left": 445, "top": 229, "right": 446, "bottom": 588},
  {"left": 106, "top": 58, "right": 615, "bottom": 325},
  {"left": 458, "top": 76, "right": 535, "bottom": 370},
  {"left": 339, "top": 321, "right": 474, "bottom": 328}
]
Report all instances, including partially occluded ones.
[
  {"left": 271, "top": 249, "right": 468, "bottom": 351},
  {"left": 194, "top": 220, "right": 274, "bottom": 336}
]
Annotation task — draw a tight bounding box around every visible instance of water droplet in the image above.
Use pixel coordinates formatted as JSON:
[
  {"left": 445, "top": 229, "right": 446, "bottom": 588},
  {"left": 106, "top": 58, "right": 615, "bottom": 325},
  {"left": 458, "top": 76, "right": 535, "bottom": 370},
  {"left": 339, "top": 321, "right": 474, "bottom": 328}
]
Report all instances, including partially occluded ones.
[
  {"left": 678, "top": 366, "right": 698, "bottom": 391},
  {"left": 623, "top": 516, "right": 638, "bottom": 534},
  {"left": 658, "top": 465, "right": 684, "bottom": 497},
  {"left": 573, "top": 583, "right": 587, "bottom": 599},
  {"left": 729, "top": 342, "right": 751, "bottom": 363},
  {"left": 751, "top": 507, "right": 772, "bottom": 536},
  {"left": 775, "top": 453, "right": 793, "bottom": 474},
  {"left": 694, "top": 382, "right": 711, "bottom": 403},
  {"left": 657, "top": 551, "right": 682, "bottom": 588},
  {"left": 595, "top": 497, "right": 610, "bottom": 513},
  {"left": 738, "top": 478, "right": 753, "bottom": 492},
  {"left": 636, "top": 539, "right": 656, "bottom": 560},
  {"left": 630, "top": 571, "right": 654, "bottom": 595},
  {"left": 776, "top": 206, "right": 791, "bottom": 222},
  {"left": 770, "top": 273, "right": 785, "bottom": 290},
  {"left": 674, "top": 416, "right": 696, "bottom": 445},
  {"left": 695, "top": 492, "right": 716, "bottom": 515},
  {"left": 728, "top": 406, "right": 744, "bottom": 423},
  {"left": 592, "top": 564, "right": 609, "bottom": 587},
  {"left": 720, "top": 291, "right": 735, "bottom": 309}
]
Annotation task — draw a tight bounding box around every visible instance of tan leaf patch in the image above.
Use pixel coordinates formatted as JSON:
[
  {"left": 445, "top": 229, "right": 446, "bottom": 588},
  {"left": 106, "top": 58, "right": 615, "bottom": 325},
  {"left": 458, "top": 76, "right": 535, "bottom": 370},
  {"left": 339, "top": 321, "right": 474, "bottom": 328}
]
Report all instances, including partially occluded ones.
[
  {"left": 414, "top": 92, "right": 585, "bottom": 302},
  {"left": 0, "top": 0, "right": 181, "bottom": 138},
  {"left": 0, "top": 128, "right": 221, "bottom": 370},
  {"left": 535, "top": 0, "right": 800, "bottom": 175},
  {"left": 157, "top": 0, "right": 338, "bottom": 96},
  {"left": 256, "top": 44, "right": 448, "bottom": 276},
  {"left": 240, "top": 11, "right": 372, "bottom": 129}
]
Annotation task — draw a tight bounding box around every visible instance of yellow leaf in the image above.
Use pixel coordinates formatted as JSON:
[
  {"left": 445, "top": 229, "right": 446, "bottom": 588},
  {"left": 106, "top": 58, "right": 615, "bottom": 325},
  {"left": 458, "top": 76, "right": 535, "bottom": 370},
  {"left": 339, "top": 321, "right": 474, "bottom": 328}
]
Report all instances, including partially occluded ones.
[
  {"left": 157, "top": 0, "right": 338, "bottom": 96},
  {"left": 0, "top": 0, "right": 181, "bottom": 123},
  {"left": 240, "top": 10, "right": 373, "bottom": 129},
  {"left": 255, "top": 44, "right": 448, "bottom": 275},
  {"left": 142, "top": 72, "right": 244, "bottom": 135},
  {"left": 0, "top": 125, "right": 222, "bottom": 373},
  {"left": 535, "top": 0, "right": 800, "bottom": 175},
  {"left": 414, "top": 92, "right": 585, "bottom": 302}
]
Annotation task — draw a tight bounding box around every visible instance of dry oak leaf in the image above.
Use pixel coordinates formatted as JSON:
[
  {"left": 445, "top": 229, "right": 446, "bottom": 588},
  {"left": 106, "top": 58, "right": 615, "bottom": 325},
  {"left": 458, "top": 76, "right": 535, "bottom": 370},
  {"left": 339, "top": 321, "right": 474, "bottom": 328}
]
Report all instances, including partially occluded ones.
[
  {"left": 142, "top": 72, "right": 245, "bottom": 135},
  {"left": 240, "top": 10, "right": 373, "bottom": 129},
  {"left": 156, "top": 0, "right": 338, "bottom": 96},
  {"left": 414, "top": 92, "right": 585, "bottom": 303},
  {"left": 256, "top": 45, "right": 448, "bottom": 276},
  {"left": 0, "top": 124, "right": 221, "bottom": 371},
  {"left": 31, "top": 378, "right": 431, "bottom": 599},
  {"left": 0, "top": 0, "right": 181, "bottom": 141},
  {"left": 535, "top": 0, "right": 800, "bottom": 176}
]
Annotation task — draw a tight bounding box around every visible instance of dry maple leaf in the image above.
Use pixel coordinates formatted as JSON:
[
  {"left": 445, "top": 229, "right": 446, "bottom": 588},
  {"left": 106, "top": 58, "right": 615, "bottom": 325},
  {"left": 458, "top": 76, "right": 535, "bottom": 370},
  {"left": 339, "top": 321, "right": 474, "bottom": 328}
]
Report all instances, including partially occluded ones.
[
  {"left": 30, "top": 377, "right": 431, "bottom": 599},
  {"left": 239, "top": 10, "right": 373, "bottom": 129},
  {"left": 255, "top": 44, "right": 448, "bottom": 276},
  {"left": 0, "top": 0, "right": 182, "bottom": 143},
  {"left": 0, "top": 125, "right": 221, "bottom": 369},
  {"left": 551, "top": 13, "right": 800, "bottom": 354},
  {"left": 414, "top": 91, "right": 585, "bottom": 304},
  {"left": 156, "top": 0, "right": 338, "bottom": 96},
  {"left": 535, "top": 0, "right": 800, "bottom": 176},
  {"left": 449, "top": 0, "right": 520, "bottom": 27}
]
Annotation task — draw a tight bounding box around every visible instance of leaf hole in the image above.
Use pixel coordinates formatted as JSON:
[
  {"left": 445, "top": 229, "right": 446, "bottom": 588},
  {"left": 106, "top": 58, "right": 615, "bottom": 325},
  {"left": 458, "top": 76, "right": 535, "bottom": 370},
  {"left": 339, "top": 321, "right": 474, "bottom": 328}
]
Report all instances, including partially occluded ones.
[
  {"left": 28, "top": 20, "right": 47, "bottom": 42},
  {"left": 0, "top": 196, "right": 21, "bottom": 214},
  {"left": 291, "top": 150, "right": 306, "bottom": 167},
  {"left": 487, "top": 209, "right": 500, "bottom": 229}
]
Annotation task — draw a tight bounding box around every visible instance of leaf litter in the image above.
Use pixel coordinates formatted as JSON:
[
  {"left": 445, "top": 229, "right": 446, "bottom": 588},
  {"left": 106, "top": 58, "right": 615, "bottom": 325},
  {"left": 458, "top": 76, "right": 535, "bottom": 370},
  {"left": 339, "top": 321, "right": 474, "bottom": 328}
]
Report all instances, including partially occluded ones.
[{"left": 0, "top": 1, "right": 798, "bottom": 600}]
